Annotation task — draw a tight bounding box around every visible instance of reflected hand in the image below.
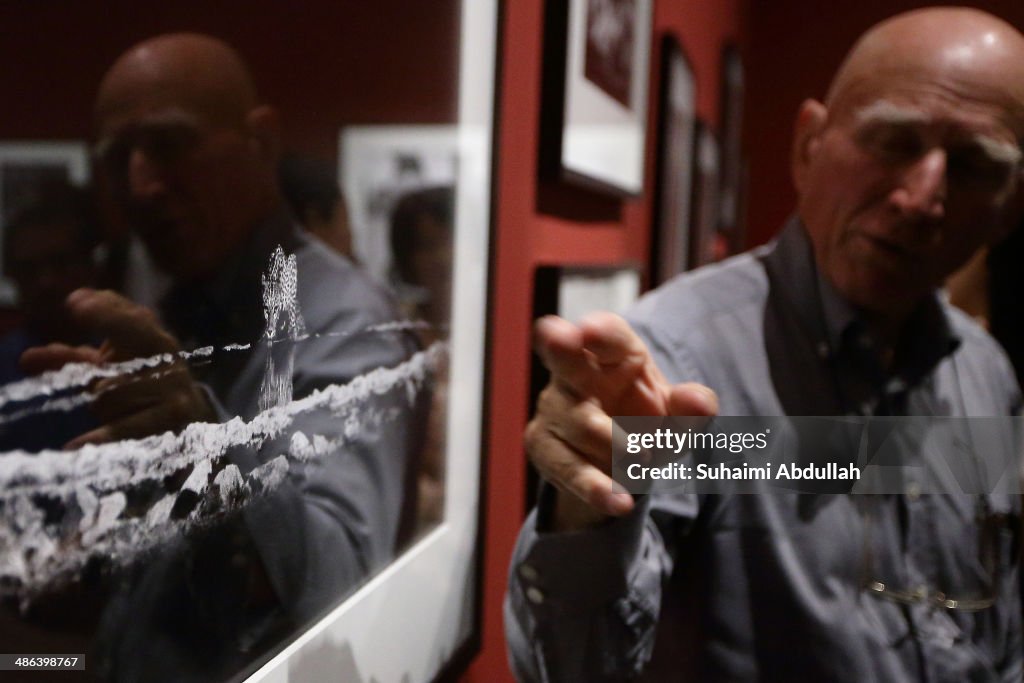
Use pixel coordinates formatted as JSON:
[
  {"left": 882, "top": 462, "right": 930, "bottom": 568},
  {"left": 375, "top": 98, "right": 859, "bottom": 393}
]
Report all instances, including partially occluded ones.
[
  {"left": 20, "top": 288, "right": 217, "bottom": 449},
  {"left": 524, "top": 313, "right": 718, "bottom": 532}
]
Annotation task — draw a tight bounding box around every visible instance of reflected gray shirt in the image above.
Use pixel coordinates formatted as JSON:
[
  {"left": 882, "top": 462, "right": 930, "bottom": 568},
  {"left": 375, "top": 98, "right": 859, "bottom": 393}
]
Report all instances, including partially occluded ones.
[{"left": 506, "top": 220, "right": 1022, "bottom": 682}]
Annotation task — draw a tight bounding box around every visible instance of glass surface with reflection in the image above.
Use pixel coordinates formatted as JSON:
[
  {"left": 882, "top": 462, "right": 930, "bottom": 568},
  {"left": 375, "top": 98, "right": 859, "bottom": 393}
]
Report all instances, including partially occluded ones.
[{"left": 0, "top": 3, "right": 459, "bottom": 681}]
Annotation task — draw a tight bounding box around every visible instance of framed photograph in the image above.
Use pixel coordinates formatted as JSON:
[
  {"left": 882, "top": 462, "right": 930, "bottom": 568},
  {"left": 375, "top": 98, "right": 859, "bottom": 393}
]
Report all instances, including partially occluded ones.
[
  {"left": 0, "top": 141, "right": 89, "bottom": 304},
  {"left": 541, "top": 0, "right": 654, "bottom": 196},
  {"left": 556, "top": 266, "right": 641, "bottom": 323},
  {"left": 0, "top": 3, "right": 496, "bottom": 683},
  {"left": 339, "top": 125, "right": 458, "bottom": 284},
  {"left": 651, "top": 36, "right": 696, "bottom": 285},
  {"left": 717, "top": 44, "right": 745, "bottom": 252},
  {"left": 690, "top": 121, "right": 722, "bottom": 268}
]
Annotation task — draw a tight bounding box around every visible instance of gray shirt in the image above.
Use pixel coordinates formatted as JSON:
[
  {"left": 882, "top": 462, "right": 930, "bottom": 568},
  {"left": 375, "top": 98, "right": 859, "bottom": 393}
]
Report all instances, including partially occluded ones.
[
  {"left": 98, "top": 211, "right": 426, "bottom": 682},
  {"left": 506, "top": 220, "right": 1022, "bottom": 682}
]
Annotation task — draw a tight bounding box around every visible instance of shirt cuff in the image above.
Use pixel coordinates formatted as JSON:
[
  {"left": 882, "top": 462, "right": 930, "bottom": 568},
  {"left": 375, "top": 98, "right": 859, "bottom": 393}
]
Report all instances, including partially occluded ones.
[{"left": 515, "top": 483, "right": 650, "bottom": 615}]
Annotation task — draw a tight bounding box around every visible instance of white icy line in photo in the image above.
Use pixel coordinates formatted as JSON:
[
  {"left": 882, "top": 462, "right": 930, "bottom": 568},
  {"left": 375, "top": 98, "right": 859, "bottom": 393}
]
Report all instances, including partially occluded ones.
[
  {"left": 0, "top": 322, "right": 431, "bottom": 414},
  {"left": 0, "top": 243, "right": 442, "bottom": 599},
  {"left": 0, "top": 340, "right": 445, "bottom": 597}
]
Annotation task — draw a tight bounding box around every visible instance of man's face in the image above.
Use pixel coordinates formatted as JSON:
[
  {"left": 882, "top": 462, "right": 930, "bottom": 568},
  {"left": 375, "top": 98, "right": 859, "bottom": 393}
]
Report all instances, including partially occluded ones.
[
  {"left": 8, "top": 222, "right": 96, "bottom": 335},
  {"left": 795, "top": 77, "right": 1022, "bottom": 317},
  {"left": 94, "top": 103, "right": 265, "bottom": 282}
]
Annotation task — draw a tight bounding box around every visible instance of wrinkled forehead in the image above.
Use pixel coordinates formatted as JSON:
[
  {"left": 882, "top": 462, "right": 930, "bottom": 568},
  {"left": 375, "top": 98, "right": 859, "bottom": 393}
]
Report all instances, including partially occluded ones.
[
  {"left": 854, "top": 99, "right": 1023, "bottom": 164},
  {"left": 829, "top": 61, "right": 1024, "bottom": 142}
]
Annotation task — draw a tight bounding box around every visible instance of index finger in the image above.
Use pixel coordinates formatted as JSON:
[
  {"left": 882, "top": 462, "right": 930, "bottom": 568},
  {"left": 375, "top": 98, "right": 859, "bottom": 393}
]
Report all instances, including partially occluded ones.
[
  {"left": 533, "top": 315, "right": 598, "bottom": 397},
  {"left": 580, "top": 311, "right": 657, "bottom": 371}
]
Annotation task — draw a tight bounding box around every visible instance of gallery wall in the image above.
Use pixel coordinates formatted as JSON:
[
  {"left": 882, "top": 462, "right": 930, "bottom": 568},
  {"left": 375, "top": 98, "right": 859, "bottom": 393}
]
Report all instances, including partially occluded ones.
[
  {"left": 0, "top": 0, "right": 458, "bottom": 156},
  {"left": 468, "top": 1, "right": 749, "bottom": 679}
]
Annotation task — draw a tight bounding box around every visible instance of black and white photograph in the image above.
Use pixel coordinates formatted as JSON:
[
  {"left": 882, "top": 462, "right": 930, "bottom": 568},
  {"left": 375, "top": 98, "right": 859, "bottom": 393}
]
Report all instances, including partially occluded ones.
[
  {"left": 339, "top": 125, "right": 458, "bottom": 285},
  {"left": 554, "top": 0, "right": 652, "bottom": 195}
]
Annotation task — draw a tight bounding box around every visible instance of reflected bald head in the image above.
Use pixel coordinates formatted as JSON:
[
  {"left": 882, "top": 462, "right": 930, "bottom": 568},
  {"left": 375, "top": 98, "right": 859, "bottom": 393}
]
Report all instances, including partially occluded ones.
[
  {"left": 92, "top": 33, "right": 282, "bottom": 282},
  {"left": 826, "top": 8, "right": 1024, "bottom": 135},
  {"left": 96, "top": 33, "right": 258, "bottom": 129}
]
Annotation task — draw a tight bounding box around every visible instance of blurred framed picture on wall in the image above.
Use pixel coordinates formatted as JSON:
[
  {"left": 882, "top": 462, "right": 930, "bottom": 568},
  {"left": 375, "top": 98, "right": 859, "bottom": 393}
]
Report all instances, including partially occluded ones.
[
  {"left": 651, "top": 36, "right": 696, "bottom": 284},
  {"left": 540, "top": 0, "right": 653, "bottom": 196},
  {"left": 339, "top": 125, "right": 458, "bottom": 284},
  {"left": 717, "top": 43, "right": 746, "bottom": 254},
  {"left": 689, "top": 121, "right": 722, "bottom": 268}
]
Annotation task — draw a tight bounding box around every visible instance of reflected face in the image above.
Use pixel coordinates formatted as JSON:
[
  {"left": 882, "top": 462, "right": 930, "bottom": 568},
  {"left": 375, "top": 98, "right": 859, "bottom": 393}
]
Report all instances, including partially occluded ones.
[
  {"left": 797, "top": 74, "right": 1022, "bottom": 317},
  {"left": 8, "top": 222, "right": 96, "bottom": 334},
  {"left": 407, "top": 214, "right": 453, "bottom": 326},
  {"left": 94, "top": 102, "right": 265, "bottom": 282}
]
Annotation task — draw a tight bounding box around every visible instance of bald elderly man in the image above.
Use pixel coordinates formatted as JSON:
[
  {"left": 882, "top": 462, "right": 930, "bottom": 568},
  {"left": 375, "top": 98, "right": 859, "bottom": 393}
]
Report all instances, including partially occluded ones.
[
  {"left": 507, "top": 8, "right": 1024, "bottom": 682},
  {"left": 22, "top": 34, "right": 424, "bottom": 680}
]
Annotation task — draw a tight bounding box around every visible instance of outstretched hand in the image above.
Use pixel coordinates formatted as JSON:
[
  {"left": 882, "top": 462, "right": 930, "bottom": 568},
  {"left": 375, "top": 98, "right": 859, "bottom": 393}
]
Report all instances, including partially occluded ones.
[
  {"left": 20, "top": 288, "right": 217, "bottom": 449},
  {"left": 525, "top": 313, "right": 718, "bottom": 531}
]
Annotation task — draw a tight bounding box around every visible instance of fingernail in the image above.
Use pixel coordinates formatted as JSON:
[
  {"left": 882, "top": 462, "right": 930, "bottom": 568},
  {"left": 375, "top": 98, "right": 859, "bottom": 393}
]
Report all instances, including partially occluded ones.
[
  {"left": 607, "top": 492, "right": 634, "bottom": 516},
  {"left": 66, "top": 288, "right": 93, "bottom": 306},
  {"left": 696, "top": 386, "right": 718, "bottom": 412}
]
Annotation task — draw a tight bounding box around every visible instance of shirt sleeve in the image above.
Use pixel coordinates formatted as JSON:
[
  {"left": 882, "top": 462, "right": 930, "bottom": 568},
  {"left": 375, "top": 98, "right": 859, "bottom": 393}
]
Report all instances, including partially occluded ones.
[{"left": 505, "top": 484, "right": 699, "bottom": 682}]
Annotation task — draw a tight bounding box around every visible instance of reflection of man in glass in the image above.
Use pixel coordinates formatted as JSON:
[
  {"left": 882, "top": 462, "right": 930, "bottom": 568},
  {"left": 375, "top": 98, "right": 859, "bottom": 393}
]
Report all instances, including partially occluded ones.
[
  {"left": 22, "top": 33, "right": 426, "bottom": 680},
  {"left": 0, "top": 182, "right": 100, "bottom": 449},
  {"left": 389, "top": 185, "right": 455, "bottom": 531}
]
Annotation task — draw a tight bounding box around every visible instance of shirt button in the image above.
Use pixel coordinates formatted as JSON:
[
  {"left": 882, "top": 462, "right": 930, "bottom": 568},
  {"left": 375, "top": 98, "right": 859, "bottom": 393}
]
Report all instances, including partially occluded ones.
[
  {"left": 526, "top": 587, "right": 545, "bottom": 605},
  {"left": 906, "top": 482, "right": 921, "bottom": 501},
  {"left": 519, "top": 564, "right": 539, "bottom": 582},
  {"left": 817, "top": 342, "right": 830, "bottom": 359}
]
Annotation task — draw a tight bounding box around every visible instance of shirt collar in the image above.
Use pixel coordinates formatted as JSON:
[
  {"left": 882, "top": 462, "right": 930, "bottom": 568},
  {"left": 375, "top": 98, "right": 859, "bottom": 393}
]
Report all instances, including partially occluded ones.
[
  {"left": 159, "top": 206, "right": 303, "bottom": 343},
  {"left": 764, "top": 216, "right": 960, "bottom": 381}
]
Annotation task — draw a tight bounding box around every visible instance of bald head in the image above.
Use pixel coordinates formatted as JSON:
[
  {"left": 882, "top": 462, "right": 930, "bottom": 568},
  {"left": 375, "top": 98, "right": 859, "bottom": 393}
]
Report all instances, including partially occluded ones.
[
  {"left": 92, "top": 33, "right": 282, "bottom": 283},
  {"left": 827, "top": 8, "right": 1024, "bottom": 136},
  {"left": 96, "top": 33, "right": 258, "bottom": 130},
  {"left": 790, "top": 7, "right": 1024, "bottom": 327}
]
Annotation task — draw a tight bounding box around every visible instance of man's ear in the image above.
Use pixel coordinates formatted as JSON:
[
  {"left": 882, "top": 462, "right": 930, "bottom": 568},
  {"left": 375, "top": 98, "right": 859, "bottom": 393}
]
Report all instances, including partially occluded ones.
[
  {"left": 244, "top": 104, "right": 281, "bottom": 162},
  {"left": 791, "top": 99, "right": 828, "bottom": 194}
]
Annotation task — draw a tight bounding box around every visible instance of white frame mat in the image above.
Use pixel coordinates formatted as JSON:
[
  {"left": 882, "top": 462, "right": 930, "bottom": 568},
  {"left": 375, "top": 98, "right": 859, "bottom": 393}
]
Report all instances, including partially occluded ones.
[{"left": 245, "top": 0, "right": 496, "bottom": 680}]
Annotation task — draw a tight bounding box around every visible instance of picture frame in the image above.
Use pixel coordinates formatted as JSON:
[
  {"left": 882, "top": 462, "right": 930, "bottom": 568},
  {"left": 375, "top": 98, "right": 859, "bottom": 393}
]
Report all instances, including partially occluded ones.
[
  {"left": 651, "top": 35, "right": 697, "bottom": 285},
  {"left": 689, "top": 121, "right": 721, "bottom": 268},
  {"left": 717, "top": 44, "right": 745, "bottom": 253},
  {"left": 556, "top": 266, "right": 641, "bottom": 323},
  {"left": 540, "top": 0, "right": 654, "bottom": 196},
  {"left": 338, "top": 125, "right": 459, "bottom": 284},
  {"left": 246, "top": 1, "right": 498, "bottom": 681},
  {"left": 0, "top": 141, "right": 89, "bottom": 304}
]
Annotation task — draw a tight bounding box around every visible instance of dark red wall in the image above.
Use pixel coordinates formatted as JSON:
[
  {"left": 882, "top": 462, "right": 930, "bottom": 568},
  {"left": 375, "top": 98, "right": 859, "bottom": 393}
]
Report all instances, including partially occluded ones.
[
  {"left": 468, "top": 1, "right": 750, "bottom": 679},
  {"left": 0, "top": 1, "right": 459, "bottom": 156},
  {"left": 745, "top": 0, "right": 1024, "bottom": 246}
]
